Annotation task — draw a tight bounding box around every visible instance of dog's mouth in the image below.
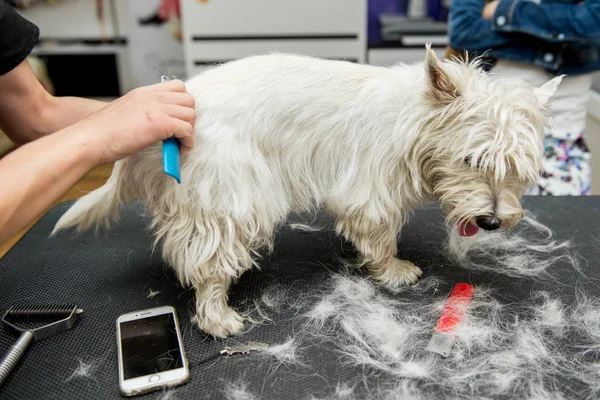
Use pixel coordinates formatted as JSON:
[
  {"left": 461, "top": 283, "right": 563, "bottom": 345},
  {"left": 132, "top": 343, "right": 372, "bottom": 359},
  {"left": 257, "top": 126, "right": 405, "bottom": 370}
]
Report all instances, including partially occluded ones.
[{"left": 457, "top": 220, "right": 479, "bottom": 237}]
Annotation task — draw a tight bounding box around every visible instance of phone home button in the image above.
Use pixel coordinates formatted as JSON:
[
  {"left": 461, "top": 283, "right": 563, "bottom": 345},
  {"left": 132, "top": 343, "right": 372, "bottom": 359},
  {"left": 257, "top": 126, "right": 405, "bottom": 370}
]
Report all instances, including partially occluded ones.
[{"left": 149, "top": 375, "right": 161, "bottom": 383}]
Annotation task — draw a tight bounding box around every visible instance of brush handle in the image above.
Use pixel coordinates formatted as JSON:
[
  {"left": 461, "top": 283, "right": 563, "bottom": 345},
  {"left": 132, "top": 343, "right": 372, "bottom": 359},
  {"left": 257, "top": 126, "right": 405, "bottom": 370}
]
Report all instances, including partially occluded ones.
[
  {"left": 162, "top": 137, "right": 181, "bottom": 183},
  {"left": 0, "top": 331, "right": 33, "bottom": 387},
  {"left": 160, "top": 75, "right": 181, "bottom": 184}
]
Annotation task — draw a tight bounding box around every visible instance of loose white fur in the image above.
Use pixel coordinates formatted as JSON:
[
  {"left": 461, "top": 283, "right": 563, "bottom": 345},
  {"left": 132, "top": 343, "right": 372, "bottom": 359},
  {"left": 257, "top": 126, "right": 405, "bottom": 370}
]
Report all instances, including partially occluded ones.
[
  {"left": 447, "top": 213, "right": 580, "bottom": 277},
  {"left": 65, "top": 358, "right": 101, "bottom": 383},
  {"left": 291, "top": 216, "right": 595, "bottom": 399},
  {"left": 308, "top": 383, "right": 358, "bottom": 400},
  {"left": 217, "top": 215, "right": 594, "bottom": 399},
  {"left": 51, "top": 46, "right": 561, "bottom": 338},
  {"left": 262, "top": 337, "right": 304, "bottom": 368},
  {"left": 240, "top": 284, "right": 307, "bottom": 328},
  {"left": 300, "top": 273, "right": 600, "bottom": 399},
  {"left": 289, "top": 223, "right": 324, "bottom": 233},
  {"left": 158, "top": 389, "right": 180, "bottom": 400},
  {"left": 223, "top": 380, "right": 257, "bottom": 400}
]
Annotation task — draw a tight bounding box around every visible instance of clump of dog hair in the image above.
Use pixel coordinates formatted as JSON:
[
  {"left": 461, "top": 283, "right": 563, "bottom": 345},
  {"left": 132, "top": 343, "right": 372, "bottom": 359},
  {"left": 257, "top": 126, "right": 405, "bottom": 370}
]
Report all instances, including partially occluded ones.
[
  {"left": 569, "top": 293, "right": 600, "bottom": 361},
  {"left": 332, "top": 383, "right": 356, "bottom": 400},
  {"left": 240, "top": 284, "right": 308, "bottom": 326},
  {"left": 263, "top": 337, "right": 304, "bottom": 367},
  {"left": 65, "top": 357, "right": 102, "bottom": 383},
  {"left": 374, "top": 380, "right": 426, "bottom": 400},
  {"left": 239, "top": 285, "right": 284, "bottom": 325},
  {"left": 447, "top": 214, "right": 579, "bottom": 277},
  {"left": 308, "top": 383, "right": 357, "bottom": 400},
  {"left": 147, "top": 288, "right": 161, "bottom": 299},
  {"left": 300, "top": 272, "right": 600, "bottom": 399},
  {"left": 223, "top": 380, "right": 257, "bottom": 400},
  {"left": 158, "top": 388, "right": 180, "bottom": 400},
  {"left": 531, "top": 291, "right": 566, "bottom": 335},
  {"left": 304, "top": 275, "right": 439, "bottom": 380},
  {"left": 216, "top": 214, "right": 596, "bottom": 399},
  {"left": 289, "top": 223, "right": 324, "bottom": 233}
]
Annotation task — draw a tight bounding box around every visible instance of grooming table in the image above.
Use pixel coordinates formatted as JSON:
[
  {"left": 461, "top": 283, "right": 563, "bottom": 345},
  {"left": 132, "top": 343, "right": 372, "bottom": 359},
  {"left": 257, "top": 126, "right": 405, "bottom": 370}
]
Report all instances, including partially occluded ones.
[{"left": 0, "top": 197, "right": 599, "bottom": 399}]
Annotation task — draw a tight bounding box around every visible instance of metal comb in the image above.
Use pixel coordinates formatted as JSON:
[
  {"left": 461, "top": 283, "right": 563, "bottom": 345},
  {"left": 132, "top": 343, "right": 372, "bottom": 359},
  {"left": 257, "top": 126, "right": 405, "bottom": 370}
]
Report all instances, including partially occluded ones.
[
  {"left": 220, "top": 341, "right": 269, "bottom": 356},
  {"left": 0, "top": 304, "right": 83, "bottom": 386}
]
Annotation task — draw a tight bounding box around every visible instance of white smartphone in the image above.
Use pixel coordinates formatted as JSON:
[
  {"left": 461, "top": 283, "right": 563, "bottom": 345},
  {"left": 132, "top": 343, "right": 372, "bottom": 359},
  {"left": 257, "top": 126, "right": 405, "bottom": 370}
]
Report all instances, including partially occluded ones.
[{"left": 116, "top": 306, "right": 189, "bottom": 396}]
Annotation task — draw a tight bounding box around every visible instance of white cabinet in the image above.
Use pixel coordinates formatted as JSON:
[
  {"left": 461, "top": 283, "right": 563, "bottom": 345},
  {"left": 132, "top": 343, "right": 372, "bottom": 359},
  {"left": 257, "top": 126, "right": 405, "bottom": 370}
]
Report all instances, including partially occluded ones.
[
  {"left": 182, "top": 0, "right": 362, "bottom": 35},
  {"left": 368, "top": 47, "right": 446, "bottom": 67},
  {"left": 180, "top": 0, "right": 367, "bottom": 78},
  {"left": 16, "top": 0, "right": 120, "bottom": 39}
]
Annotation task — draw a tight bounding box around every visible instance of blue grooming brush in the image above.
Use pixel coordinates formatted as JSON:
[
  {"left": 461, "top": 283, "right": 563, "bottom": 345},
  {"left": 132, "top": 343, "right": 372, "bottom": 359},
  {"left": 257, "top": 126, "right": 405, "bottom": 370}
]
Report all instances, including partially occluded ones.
[
  {"left": 160, "top": 75, "right": 181, "bottom": 183},
  {"left": 162, "top": 137, "right": 181, "bottom": 183}
]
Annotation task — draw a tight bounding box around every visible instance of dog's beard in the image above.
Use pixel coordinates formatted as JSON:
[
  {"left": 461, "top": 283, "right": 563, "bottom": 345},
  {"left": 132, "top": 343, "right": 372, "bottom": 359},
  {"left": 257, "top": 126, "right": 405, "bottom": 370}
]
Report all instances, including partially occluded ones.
[{"left": 433, "top": 169, "right": 528, "bottom": 237}]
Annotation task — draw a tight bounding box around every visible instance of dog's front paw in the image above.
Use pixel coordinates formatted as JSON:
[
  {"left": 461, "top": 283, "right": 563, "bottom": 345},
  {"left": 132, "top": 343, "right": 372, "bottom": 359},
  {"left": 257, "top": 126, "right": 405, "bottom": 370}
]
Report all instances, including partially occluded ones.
[
  {"left": 368, "top": 258, "right": 423, "bottom": 288},
  {"left": 198, "top": 307, "right": 245, "bottom": 338}
]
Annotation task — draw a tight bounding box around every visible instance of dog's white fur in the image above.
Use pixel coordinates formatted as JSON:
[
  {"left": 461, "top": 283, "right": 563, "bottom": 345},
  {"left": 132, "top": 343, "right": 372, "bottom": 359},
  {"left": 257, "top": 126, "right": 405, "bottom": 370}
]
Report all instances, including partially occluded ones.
[{"left": 52, "top": 46, "right": 561, "bottom": 338}]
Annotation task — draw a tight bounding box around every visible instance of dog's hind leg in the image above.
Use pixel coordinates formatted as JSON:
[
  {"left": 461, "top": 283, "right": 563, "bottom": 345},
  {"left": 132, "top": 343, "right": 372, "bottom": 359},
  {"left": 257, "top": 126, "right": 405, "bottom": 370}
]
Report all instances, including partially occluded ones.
[
  {"left": 158, "top": 213, "right": 260, "bottom": 338},
  {"left": 335, "top": 213, "right": 422, "bottom": 288}
]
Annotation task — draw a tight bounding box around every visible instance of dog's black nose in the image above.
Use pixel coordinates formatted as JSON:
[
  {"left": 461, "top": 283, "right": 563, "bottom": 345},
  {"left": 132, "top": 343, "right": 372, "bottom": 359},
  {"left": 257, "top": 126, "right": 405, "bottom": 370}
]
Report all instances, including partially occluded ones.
[{"left": 476, "top": 216, "right": 501, "bottom": 231}]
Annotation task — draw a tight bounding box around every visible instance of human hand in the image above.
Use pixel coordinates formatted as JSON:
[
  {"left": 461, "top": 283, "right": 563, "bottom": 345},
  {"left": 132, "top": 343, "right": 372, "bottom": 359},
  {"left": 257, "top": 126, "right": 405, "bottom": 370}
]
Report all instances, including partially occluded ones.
[
  {"left": 79, "top": 79, "right": 196, "bottom": 163},
  {"left": 482, "top": 0, "right": 499, "bottom": 19}
]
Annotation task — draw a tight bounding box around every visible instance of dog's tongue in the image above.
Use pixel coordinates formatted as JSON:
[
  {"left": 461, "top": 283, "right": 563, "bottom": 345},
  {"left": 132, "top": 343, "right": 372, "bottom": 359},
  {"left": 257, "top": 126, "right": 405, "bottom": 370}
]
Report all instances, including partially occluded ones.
[{"left": 458, "top": 221, "right": 479, "bottom": 237}]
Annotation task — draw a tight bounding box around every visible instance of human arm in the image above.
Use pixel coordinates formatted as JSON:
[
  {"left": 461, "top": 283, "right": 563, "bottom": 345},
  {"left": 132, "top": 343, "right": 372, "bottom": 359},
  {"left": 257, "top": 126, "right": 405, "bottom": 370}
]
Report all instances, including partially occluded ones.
[
  {"left": 448, "top": 0, "right": 516, "bottom": 52},
  {"left": 0, "top": 59, "right": 108, "bottom": 145},
  {"left": 0, "top": 1, "right": 107, "bottom": 144},
  {"left": 484, "top": 0, "right": 600, "bottom": 43},
  {"left": 0, "top": 122, "right": 100, "bottom": 243},
  {"left": 0, "top": 79, "right": 196, "bottom": 244}
]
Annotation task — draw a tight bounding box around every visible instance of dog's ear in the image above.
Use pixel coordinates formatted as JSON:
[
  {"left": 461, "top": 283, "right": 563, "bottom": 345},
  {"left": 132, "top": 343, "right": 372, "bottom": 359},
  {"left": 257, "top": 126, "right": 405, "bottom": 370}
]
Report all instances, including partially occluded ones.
[
  {"left": 425, "top": 44, "right": 459, "bottom": 105},
  {"left": 535, "top": 75, "right": 564, "bottom": 106}
]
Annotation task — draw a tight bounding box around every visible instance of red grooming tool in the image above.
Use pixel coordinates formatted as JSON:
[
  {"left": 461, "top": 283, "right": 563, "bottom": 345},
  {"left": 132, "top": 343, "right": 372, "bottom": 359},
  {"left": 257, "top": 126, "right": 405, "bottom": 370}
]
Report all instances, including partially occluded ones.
[{"left": 426, "top": 283, "right": 474, "bottom": 357}]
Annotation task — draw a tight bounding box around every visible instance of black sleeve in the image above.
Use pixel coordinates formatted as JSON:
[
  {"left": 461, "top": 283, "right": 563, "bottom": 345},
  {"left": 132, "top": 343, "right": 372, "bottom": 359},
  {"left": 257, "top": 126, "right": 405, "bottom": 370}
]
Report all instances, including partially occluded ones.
[{"left": 0, "top": 0, "right": 40, "bottom": 76}]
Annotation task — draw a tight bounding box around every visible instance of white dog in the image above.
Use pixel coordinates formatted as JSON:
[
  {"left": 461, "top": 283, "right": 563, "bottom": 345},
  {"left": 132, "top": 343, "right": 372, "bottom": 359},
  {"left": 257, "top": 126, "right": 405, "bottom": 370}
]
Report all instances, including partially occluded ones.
[{"left": 52, "top": 46, "right": 561, "bottom": 338}]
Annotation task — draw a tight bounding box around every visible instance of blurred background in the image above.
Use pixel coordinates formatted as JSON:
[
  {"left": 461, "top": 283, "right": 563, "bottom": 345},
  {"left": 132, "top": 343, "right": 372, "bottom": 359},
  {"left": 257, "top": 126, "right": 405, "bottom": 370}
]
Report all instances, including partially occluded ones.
[{"left": 1, "top": 0, "right": 599, "bottom": 192}]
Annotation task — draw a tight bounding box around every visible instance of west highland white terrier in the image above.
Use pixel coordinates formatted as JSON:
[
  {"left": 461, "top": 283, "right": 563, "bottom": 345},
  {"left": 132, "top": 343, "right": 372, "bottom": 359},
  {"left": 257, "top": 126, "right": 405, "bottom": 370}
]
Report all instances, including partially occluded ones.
[{"left": 52, "top": 46, "right": 562, "bottom": 338}]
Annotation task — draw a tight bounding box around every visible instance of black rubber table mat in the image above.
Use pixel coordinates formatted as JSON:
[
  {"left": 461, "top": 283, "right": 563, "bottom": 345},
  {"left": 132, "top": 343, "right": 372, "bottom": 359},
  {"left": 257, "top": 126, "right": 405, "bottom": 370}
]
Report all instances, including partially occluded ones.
[{"left": 0, "top": 197, "right": 599, "bottom": 399}]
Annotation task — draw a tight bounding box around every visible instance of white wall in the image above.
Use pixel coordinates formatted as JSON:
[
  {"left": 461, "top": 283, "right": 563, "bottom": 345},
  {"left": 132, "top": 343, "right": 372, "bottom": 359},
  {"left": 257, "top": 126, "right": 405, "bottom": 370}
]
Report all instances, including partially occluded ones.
[
  {"left": 123, "top": 0, "right": 185, "bottom": 87},
  {"left": 16, "top": 0, "right": 132, "bottom": 93},
  {"left": 16, "top": 0, "right": 120, "bottom": 39},
  {"left": 15, "top": 0, "right": 187, "bottom": 92}
]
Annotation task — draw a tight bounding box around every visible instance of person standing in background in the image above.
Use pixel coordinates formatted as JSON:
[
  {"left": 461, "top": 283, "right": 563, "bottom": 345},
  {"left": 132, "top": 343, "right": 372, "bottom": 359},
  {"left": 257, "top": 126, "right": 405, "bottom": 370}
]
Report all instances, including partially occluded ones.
[{"left": 447, "top": 0, "right": 600, "bottom": 195}]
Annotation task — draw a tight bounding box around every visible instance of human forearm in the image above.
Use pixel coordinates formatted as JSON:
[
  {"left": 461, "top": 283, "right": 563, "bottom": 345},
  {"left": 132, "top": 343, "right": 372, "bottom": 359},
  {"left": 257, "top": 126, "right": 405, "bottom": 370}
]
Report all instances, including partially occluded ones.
[
  {"left": 0, "top": 95, "right": 107, "bottom": 144},
  {"left": 0, "top": 125, "right": 99, "bottom": 244},
  {"left": 39, "top": 95, "right": 107, "bottom": 138},
  {"left": 0, "top": 59, "right": 106, "bottom": 144},
  {"left": 0, "top": 78, "right": 195, "bottom": 244}
]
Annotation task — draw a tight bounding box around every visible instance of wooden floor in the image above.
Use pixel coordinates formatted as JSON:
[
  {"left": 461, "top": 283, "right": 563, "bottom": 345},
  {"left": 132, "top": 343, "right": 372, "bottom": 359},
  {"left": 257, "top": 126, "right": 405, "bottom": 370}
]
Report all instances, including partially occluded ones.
[{"left": 0, "top": 163, "right": 114, "bottom": 258}]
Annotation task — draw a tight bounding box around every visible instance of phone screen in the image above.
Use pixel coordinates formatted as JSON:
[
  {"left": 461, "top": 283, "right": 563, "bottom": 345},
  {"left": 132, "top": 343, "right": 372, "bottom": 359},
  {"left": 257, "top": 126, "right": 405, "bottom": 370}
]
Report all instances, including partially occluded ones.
[{"left": 120, "top": 313, "right": 184, "bottom": 380}]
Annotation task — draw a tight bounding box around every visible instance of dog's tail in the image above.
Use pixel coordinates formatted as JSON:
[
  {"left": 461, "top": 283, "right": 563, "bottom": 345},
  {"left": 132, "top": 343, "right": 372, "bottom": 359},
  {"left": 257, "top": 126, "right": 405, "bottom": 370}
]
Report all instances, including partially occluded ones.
[{"left": 51, "top": 160, "right": 130, "bottom": 236}]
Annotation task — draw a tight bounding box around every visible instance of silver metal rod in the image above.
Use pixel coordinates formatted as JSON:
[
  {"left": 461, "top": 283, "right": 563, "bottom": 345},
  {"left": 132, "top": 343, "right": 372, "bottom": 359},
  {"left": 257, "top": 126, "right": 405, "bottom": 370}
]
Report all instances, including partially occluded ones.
[{"left": 0, "top": 331, "right": 34, "bottom": 387}]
